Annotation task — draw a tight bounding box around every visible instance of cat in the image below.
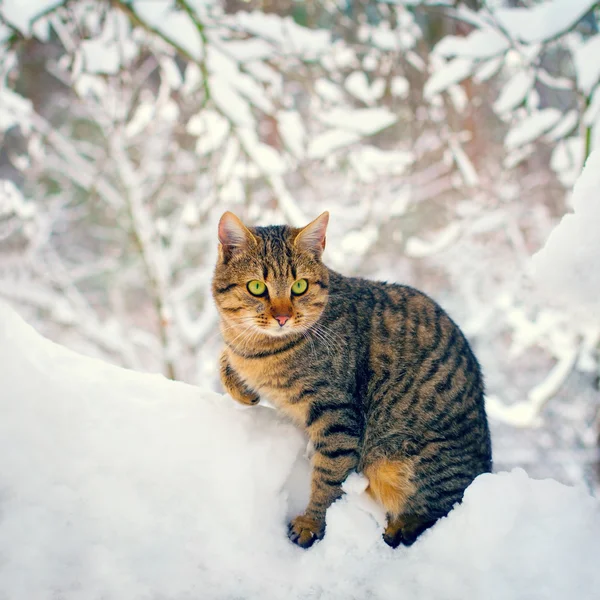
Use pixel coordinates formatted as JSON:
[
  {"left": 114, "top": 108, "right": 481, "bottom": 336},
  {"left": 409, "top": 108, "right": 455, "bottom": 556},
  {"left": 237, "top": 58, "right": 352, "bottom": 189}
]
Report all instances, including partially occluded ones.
[{"left": 212, "top": 211, "right": 492, "bottom": 549}]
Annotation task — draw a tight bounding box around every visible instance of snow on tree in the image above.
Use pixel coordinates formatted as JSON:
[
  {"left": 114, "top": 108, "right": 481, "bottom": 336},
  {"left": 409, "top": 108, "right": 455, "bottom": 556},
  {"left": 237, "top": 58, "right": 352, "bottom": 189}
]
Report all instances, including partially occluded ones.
[{"left": 0, "top": 0, "right": 599, "bottom": 489}]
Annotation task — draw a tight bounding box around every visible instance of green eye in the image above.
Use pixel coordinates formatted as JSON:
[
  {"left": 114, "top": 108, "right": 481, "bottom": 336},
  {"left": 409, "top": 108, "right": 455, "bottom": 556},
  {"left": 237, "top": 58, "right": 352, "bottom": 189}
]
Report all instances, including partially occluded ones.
[
  {"left": 291, "top": 279, "right": 308, "bottom": 296},
  {"left": 247, "top": 280, "right": 267, "bottom": 296}
]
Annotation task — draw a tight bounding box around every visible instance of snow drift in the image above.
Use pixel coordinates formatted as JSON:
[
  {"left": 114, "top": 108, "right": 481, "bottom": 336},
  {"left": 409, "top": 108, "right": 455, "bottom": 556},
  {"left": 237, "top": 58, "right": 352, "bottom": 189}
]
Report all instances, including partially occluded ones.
[
  {"left": 531, "top": 149, "right": 600, "bottom": 315},
  {"left": 0, "top": 301, "right": 599, "bottom": 600}
]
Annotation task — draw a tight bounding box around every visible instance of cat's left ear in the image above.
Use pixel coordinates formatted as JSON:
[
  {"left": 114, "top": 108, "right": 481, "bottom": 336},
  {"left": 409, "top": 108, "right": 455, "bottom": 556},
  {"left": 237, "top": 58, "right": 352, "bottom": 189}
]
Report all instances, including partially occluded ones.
[{"left": 294, "top": 211, "right": 329, "bottom": 256}]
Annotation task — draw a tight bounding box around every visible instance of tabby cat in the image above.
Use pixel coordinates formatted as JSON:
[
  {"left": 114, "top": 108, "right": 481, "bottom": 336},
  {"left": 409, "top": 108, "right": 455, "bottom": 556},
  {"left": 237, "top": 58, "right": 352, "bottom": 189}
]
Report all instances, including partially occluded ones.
[{"left": 212, "top": 211, "right": 492, "bottom": 549}]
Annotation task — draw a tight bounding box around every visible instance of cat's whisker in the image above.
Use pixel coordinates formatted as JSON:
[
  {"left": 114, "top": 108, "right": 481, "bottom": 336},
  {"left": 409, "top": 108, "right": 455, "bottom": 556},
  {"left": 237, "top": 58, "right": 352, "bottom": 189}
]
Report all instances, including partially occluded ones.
[
  {"left": 301, "top": 327, "right": 333, "bottom": 358},
  {"left": 299, "top": 328, "right": 319, "bottom": 361},
  {"left": 198, "top": 318, "right": 259, "bottom": 348},
  {"left": 306, "top": 323, "right": 344, "bottom": 357},
  {"left": 209, "top": 320, "right": 254, "bottom": 344},
  {"left": 227, "top": 321, "right": 261, "bottom": 348}
]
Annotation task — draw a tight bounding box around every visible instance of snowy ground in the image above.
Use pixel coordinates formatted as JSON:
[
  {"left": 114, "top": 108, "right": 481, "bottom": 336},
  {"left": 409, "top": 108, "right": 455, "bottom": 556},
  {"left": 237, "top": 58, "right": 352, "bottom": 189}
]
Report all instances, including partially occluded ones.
[{"left": 1, "top": 300, "right": 599, "bottom": 600}]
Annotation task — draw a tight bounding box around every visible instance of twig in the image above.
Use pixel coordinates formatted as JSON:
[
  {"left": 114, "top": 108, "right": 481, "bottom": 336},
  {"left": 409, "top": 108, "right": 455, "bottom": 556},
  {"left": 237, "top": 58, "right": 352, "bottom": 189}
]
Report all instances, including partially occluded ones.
[
  {"left": 111, "top": 0, "right": 211, "bottom": 104},
  {"left": 175, "top": 0, "right": 211, "bottom": 103}
]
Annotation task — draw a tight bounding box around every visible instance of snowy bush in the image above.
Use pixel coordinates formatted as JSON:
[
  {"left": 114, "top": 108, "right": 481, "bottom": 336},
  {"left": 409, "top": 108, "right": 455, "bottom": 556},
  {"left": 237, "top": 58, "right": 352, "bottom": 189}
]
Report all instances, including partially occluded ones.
[{"left": 0, "top": 0, "right": 599, "bottom": 488}]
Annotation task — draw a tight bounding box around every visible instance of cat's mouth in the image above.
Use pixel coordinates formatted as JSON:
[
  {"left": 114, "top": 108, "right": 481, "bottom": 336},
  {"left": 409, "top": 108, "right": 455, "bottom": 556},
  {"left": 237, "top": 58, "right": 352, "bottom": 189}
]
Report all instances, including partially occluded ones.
[{"left": 260, "top": 320, "right": 298, "bottom": 337}]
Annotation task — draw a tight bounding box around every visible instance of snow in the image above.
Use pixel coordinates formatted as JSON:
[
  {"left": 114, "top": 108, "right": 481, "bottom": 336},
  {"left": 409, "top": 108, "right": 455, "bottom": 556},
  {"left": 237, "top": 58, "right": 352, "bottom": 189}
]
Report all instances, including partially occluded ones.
[
  {"left": 493, "top": 0, "right": 597, "bottom": 44},
  {"left": 1, "top": 302, "right": 599, "bottom": 599},
  {"left": 277, "top": 110, "right": 306, "bottom": 159},
  {"left": 490, "top": 150, "right": 600, "bottom": 429},
  {"left": 505, "top": 108, "right": 562, "bottom": 150},
  {"left": 424, "top": 58, "right": 473, "bottom": 100},
  {"left": 308, "top": 130, "right": 362, "bottom": 160},
  {"left": 584, "top": 85, "right": 600, "bottom": 126},
  {"left": 77, "top": 12, "right": 137, "bottom": 75},
  {"left": 80, "top": 38, "right": 121, "bottom": 75},
  {"left": 0, "top": 0, "right": 56, "bottom": 36},
  {"left": 317, "top": 108, "right": 398, "bottom": 136},
  {"left": 232, "top": 12, "right": 330, "bottom": 59},
  {"left": 546, "top": 110, "right": 579, "bottom": 141},
  {"left": 187, "top": 110, "right": 230, "bottom": 155},
  {"left": 238, "top": 129, "right": 287, "bottom": 176},
  {"left": 347, "top": 146, "right": 413, "bottom": 183},
  {"left": 345, "top": 71, "right": 385, "bottom": 105},
  {"left": 550, "top": 137, "right": 586, "bottom": 186},
  {"left": 0, "top": 179, "right": 35, "bottom": 221},
  {"left": 447, "top": 138, "right": 479, "bottom": 187},
  {"left": 340, "top": 227, "right": 379, "bottom": 256},
  {"left": 531, "top": 150, "right": 600, "bottom": 314},
  {"left": 486, "top": 346, "right": 578, "bottom": 428},
  {"left": 434, "top": 29, "right": 509, "bottom": 60},
  {"left": 132, "top": 2, "right": 204, "bottom": 61},
  {"left": 0, "top": 88, "right": 33, "bottom": 133},
  {"left": 574, "top": 35, "right": 600, "bottom": 95},
  {"left": 473, "top": 56, "right": 504, "bottom": 83},
  {"left": 209, "top": 77, "right": 254, "bottom": 127},
  {"left": 218, "top": 39, "right": 273, "bottom": 63},
  {"left": 391, "top": 75, "right": 409, "bottom": 98},
  {"left": 406, "top": 223, "right": 462, "bottom": 258},
  {"left": 493, "top": 70, "right": 534, "bottom": 115}
]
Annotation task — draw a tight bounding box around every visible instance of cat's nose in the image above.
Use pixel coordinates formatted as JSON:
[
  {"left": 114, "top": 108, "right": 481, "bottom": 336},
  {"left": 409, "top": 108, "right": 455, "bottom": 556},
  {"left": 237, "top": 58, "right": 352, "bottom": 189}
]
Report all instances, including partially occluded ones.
[{"left": 274, "top": 315, "right": 290, "bottom": 327}]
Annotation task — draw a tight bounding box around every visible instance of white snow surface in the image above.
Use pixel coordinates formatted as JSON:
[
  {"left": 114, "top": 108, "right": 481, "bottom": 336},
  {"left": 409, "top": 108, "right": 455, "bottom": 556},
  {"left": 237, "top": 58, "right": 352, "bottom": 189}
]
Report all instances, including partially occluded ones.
[
  {"left": 531, "top": 150, "right": 600, "bottom": 315},
  {"left": 1, "top": 301, "right": 599, "bottom": 600}
]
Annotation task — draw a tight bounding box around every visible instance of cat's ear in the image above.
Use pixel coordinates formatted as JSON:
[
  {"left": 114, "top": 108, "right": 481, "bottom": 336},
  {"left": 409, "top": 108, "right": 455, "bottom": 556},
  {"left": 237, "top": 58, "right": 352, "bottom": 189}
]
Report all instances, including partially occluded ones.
[
  {"left": 218, "top": 212, "right": 257, "bottom": 258},
  {"left": 294, "top": 211, "right": 329, "bottom": 256}
]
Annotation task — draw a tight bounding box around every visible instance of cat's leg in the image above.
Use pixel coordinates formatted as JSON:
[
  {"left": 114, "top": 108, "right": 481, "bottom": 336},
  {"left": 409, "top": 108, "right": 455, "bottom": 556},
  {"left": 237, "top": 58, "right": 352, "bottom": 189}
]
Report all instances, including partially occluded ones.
[
  {"left": 288, "top": 450, "right": 359, "bottom": 548},
  {"left": 363, "top": 456, "right": 437, "bottom": 547},
  {"left": 219, "top": 352, "right": 259, "bottom": 405},
  {"left": 288, "top": 401, "right": 361, "bottom": 548},
  {"left": 382, "top": 514, "right": 438, "bottom": 548}
]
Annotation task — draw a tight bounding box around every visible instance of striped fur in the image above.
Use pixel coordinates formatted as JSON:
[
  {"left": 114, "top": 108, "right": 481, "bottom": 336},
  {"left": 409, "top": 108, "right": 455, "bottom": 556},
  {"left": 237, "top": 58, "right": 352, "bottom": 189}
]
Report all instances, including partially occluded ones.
[{"left": 212, "top": 212, "right": 492, "bottom": 549}]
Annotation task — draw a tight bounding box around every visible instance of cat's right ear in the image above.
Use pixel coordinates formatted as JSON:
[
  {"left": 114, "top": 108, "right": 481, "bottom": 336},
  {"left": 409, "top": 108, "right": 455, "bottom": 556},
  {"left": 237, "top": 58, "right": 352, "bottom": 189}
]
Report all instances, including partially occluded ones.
[{"left": 218, "top": 212, "right": 257, "bottom": 261}]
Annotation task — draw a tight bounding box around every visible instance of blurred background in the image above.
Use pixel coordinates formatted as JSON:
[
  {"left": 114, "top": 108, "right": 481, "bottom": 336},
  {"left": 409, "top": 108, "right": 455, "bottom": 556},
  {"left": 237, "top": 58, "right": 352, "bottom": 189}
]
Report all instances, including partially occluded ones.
[{"left": 0, "top": 0, "right": 598, "bottom": 490}]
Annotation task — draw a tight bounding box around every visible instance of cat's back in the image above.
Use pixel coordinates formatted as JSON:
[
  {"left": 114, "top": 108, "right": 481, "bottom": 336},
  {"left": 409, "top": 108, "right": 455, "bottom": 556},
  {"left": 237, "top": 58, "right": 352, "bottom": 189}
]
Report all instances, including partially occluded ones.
[
  {"left": 327, "top": 269, "right": 487, "bottom": 430},
  {"left": 326, "top": 269, "right": 474, "bottom": 363}
]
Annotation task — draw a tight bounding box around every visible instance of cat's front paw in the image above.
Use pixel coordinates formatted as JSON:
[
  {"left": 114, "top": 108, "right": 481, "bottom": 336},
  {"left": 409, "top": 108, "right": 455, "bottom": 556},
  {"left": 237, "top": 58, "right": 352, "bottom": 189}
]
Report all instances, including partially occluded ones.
[
  {"left": 237, "top": 395, "right": 260, "bottom": 406},
  {"left": 287, "top": 515, "right": 324, "bottom": 548},
  {"left": 228, "top": 390, "right": 260, "bottom": 406}
]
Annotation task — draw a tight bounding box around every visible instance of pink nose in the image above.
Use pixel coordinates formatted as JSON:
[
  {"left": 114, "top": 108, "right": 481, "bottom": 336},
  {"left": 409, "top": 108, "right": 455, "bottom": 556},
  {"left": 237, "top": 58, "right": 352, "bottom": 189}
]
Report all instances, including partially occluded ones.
[{"left": 274, "top": 315, "right": 290, "bottom": 327}]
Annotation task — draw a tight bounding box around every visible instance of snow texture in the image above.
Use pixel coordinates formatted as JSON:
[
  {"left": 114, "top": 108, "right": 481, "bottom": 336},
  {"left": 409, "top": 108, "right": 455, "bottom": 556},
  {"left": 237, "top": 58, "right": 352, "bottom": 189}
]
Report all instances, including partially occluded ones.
[
  {"left": 531, "top": 150, "right": 600, "bottom": 316},
  {"left": 493, "top": 70, "right": 534, "bottom": 115},
  {"left": 0, "top": 0, "right": 55, "bottom": 37},
  {"left": 505, "top": 109, "right": 562, "bottom": 150},
  {"left": 574, "top": 35, "right": 600, "bottom": 95},
  {"left": 424, "top": 58, "right": 473, "bottom": 99},
  {"left": 1, "top": 302, "right": 600, "bottom": 599},
  {"left": 494, "top": 0, "right": 597, "bottom": 44},
  {"left": 434, "top": 29, "right": 509, "bottom": 60},
  {"left": 317, "top": 108, "right": 398, "bottom": 136}
]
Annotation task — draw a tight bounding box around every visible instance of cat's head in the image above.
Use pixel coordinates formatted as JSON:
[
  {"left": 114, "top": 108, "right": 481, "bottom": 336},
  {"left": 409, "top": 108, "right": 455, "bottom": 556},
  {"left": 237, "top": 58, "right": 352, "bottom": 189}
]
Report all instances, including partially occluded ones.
[{"left": 212, "top": 212, "right": 330, "bottom": 338}]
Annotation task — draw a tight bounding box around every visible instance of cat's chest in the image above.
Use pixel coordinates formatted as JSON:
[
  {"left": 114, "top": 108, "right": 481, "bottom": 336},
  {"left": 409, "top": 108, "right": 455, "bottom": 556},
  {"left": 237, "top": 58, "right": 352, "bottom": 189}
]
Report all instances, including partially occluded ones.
[
  {"left": 228, "top": 351, "right": 287, "bottom": 388},
  {"left": 228, "top": 350, "right": 309, "bottom": 424}
]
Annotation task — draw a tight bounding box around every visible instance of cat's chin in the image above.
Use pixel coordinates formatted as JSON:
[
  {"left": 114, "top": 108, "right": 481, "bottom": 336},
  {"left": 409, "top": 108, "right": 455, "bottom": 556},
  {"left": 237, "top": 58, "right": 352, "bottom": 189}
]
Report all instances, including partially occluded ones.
[{"left": 260, "top": 325, "right": 300, "bottom": 338}]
